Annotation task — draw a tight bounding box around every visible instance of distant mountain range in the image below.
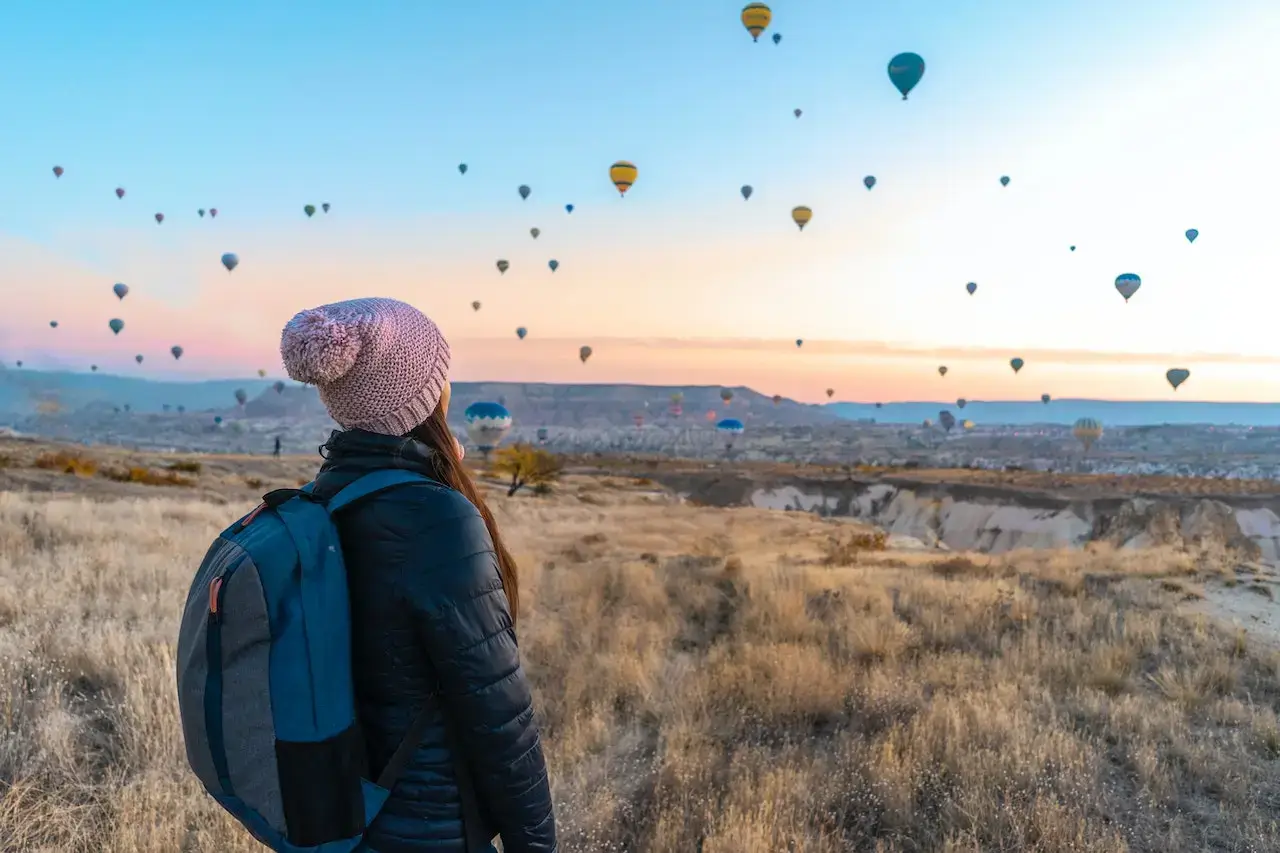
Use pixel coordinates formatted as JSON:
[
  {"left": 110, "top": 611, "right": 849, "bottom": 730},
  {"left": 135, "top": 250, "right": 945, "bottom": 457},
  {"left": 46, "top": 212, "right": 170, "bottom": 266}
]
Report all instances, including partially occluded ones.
[{"left": 3, "top": 367, "right": 1279, "bottom": 427}]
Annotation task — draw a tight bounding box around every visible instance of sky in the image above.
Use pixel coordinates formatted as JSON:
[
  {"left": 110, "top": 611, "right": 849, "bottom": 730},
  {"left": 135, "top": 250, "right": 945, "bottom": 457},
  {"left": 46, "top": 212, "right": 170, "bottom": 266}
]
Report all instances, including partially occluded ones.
[{"left": 1, "top": 0, "right": 1278, "bottom": 403}]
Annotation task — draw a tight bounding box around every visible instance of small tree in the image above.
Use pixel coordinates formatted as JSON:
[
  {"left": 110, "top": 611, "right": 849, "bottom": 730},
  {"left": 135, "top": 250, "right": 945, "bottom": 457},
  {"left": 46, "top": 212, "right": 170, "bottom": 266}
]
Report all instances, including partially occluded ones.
[{"left": 490, "top": 443, "right": 563, "bottom": 497}]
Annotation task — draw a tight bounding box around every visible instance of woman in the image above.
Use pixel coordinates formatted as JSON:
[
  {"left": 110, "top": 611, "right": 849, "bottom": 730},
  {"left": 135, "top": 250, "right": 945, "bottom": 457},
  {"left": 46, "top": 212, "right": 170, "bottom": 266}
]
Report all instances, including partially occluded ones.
[{"left": 280, "top": 297, "right": 557, "bottom": 853}]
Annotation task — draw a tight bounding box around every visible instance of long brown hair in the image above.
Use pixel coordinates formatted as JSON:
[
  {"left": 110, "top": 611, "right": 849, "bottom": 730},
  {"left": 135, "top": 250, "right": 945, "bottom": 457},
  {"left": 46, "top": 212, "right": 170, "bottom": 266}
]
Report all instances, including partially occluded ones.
[{"left": 408, "top": 404, "right": 520, "bottom": 626}]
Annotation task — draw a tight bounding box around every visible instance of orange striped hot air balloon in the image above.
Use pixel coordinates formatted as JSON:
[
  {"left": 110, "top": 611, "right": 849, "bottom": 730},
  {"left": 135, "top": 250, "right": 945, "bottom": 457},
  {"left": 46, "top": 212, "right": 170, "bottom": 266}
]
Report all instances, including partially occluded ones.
[
  {"left": 741, "top": 3, "right": 772, "bottom": 41},
  {"left": 609, "top": 161, "right": 637, "bottom": 196}
]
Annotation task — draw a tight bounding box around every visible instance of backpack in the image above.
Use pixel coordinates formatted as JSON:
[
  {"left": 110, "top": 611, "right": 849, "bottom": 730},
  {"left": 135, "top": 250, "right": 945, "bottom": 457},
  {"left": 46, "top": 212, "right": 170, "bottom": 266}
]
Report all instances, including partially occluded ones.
[{"left": 176, "top": 469, "right": 488, "bottom": 852}]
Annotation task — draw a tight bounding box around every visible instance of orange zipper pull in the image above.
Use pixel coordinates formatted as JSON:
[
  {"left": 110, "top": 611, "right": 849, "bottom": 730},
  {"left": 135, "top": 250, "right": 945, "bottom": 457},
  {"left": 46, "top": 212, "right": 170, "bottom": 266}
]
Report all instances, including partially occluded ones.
[{"left": 209, "top": 577, "right": 224, "bottom": 621}]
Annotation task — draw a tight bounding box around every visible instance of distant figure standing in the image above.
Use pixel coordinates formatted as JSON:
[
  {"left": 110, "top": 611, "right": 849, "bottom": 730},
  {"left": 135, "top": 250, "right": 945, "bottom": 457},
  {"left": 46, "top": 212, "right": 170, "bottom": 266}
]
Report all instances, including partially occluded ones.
[{"left": 273, "top": 436, "right": 281, "bottom": 457}]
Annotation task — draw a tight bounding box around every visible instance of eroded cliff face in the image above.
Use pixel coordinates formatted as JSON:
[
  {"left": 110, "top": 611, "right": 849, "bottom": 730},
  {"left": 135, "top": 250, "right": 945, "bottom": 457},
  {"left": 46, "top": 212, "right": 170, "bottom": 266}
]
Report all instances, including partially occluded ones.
[{"left": 647, "top": 471, "right": 1280, "bottom": 561}]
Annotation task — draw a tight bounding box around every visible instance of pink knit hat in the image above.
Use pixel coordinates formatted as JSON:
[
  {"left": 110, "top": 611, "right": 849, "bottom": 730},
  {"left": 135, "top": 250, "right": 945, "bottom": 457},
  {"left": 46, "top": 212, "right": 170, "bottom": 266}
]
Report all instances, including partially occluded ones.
[{"left": 280, "top": 297, "right": 450, "bottom": 436}]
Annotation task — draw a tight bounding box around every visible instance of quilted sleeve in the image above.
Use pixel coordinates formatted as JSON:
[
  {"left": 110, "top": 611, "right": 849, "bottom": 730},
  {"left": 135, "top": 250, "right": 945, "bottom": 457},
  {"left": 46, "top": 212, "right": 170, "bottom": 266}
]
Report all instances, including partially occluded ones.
[{"left": 397, "top": 485, "right": 558, "bottom": 853}]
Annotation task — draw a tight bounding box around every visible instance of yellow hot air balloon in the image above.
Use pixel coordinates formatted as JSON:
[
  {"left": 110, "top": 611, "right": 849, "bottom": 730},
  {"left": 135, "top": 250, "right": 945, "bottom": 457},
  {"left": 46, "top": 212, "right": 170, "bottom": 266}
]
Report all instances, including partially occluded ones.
[
  {"left": 741, "top": 2, "right": 772, "bottom": 41},
  {"left": 609, "top": 161, "right": 637, "bottom": 196},
  {"left": 792, "top": 206, "right": 812, "bottom": 230},
  {"left": 1073, "top": 417, "right": 1103, "bottom": 453}
]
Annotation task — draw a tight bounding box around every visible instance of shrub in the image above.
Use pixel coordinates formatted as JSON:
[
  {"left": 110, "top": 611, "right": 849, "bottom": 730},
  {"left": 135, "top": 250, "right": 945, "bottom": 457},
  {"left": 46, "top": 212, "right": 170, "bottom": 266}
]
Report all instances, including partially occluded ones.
[
  {"left": 244, "top": 477, "right": 265, "bottom": 490},
  {"left": 100, "top": 466, "right": 196, "bottom": 487},
  {"left": 34, "top": 451, "right": 97, "bottom": 477},
  {"left": 490, "top": 443, "right": 564, "bottom": 497},
  {"left": 166, "top": 460, "right": 203, "bottom": 474},
  {"left": 821, "top": 529, "right": 888, "bottom": 566}
]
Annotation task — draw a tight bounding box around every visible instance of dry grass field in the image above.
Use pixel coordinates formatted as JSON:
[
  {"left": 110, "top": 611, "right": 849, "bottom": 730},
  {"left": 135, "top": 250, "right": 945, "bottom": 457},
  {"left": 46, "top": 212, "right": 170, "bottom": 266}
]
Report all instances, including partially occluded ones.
[{"left": 1, "top": 439, "right": 1280, "bottom": 851}]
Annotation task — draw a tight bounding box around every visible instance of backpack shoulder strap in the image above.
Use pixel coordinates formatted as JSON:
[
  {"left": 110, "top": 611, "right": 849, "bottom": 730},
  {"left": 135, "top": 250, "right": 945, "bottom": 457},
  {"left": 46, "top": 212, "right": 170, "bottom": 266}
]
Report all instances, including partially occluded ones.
[{"left": 326, "top": 469, "right": 436, "bottom": 514}]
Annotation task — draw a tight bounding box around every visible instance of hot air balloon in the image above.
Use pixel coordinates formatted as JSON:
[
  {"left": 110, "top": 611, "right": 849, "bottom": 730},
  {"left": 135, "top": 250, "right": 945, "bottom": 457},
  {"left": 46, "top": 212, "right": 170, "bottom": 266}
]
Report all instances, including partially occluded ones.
[
  {"left": 826, "top": 388, "right": 834, "bottom": 399},
  {"left": 1186, "top": 229, "right": 1199, "bottom": 243},
  {"left": 497, "top": 259, "right": 509, "bottom": 274},
  {"left": 155, "top": 213, "right": 164, "bottom": 224},
  {"left": 705, "top": 410, "right": 717, "bottom": 423},
  {"left": 221, "top": 252, "right": 239, "bottom": 272},
  {"left": 199, "top": 209, "right": 206, "bottom": 218},
  {"left": 530, "top": 227, "right": 540, "bottom": 239},
  {"left": 717, "top": 418, "right": 745, "bottom": 450},
  {"left": 938, "top": 410, "right": 956, "bottom": 433},
  {"left": 792, "top": 206, "right": 812, "bottom": 230},
  {"left": 1166, "top": 368, "right": 1190, "bottom": 391},
  {"left": 465, "top": 401, "right": 513, "bottom": 455},
  {"left": 579, "top": 345, "right": 592, "bottom": 363},
  {"left": 966, "top": 282, "right": 977, "bottom": 295},
  {"left": 1115, "top": 273, "right": 1141, "bottom": 302},
  {"left": 795, "top": 339, "right": 804, "bottom": 348},
  {"left": 633, "top": 413, "right": 645, "bottom": 428},
  {"left": 956, "top": 398, "right": 967, "bottom": 409},
  {"left": 257, "top": 369, "right": 266, "bottom": 378},
  {"left": 209, "top": 208, "right": 218, "bottom": 218},
  {"left": 549, "top": 259, "right": 559, "bottom": 272},
  {"left": 864, "top": 176, "right": 876, "bottom": 190},
  {"left": 304, "top": 205, "right": 316, "bottom": 218},
  {"left": 48, "top": 320, "right": 58, "bottom": 329},
  {"left": 214, "top": 416, "right": 223, "bottom": 425},
  {"left": 52, "top": 166, "right": 64, "bottom": 178},
  {"left": 458, "top": 164, "right": 467, "bottom": 175},
  {"left": 888, "top": 52, "right": 925, "bottom": 100},
  {"left": 177, "top": 405, "right": 185, "bottom": 413},
  {"left": 938, "top": 365, "right": 948, "bottom": 377},
  {"left": 516, "top": 327, "right": 527, "bottom": 340},
  {"left": 721, "top": 389, "right": 734, "bottom": 404},
  {"left": 109, "top": 318, "right": 124, "bottom": 335},
  {"left": 1010, "top": 357, "right": 1024, "bottom": 374},
  {"left": 115, "top": 187, "right": 125, "bottom": 199},
  {"left": 135, "top": 355, "right": 144, "bottom": 364},
  {"left": 171, "top": 345, "right": 184, "bottom": 360},
  {"left": 772, "top": 394, "right": 782, "bottom": 406},
  {"left": 274, "top": 380, "right": 285, "bottom": 394},
  {"left": 794, "top": 108, "right": 802, "bottom": 118},
  {"left": 741, "top": 185, "right": 753, "bottom": 200},
  {"left": 1041, "top": 393, "right": 1051, "bottom": 405},
  {"left": 472, "top": 301, "right": 481, "bottom": 312},
  {"left": 518, "top": 185, "right": 531, "bottom": 200},
  {"left": 235, "top": 389, "right": 248, "bottom": 406},
  {"left": 772, "top": 32, "right": 781, "bottom": 44},
  {"left": 322, "top": 203, "right": 330, "bottom": 213},
  {"left": 875, "top": 402, "right": 883, "bottom": 409},
  {"left": 536, "top": 426, "right": 549, "bottom": 445},
  {"left": 610, "top": 161, "right": 637, "bottom": 196},
  {"left": 1073, "top": 417, "right": 1102, "bottom": 452},
  {"left": 1070, "top": 245, "right": 1076, "bottom": 252},
  {"left": 1000, "top": 176, "right": 1010, "bottom": 187},
  {"left": 565, "top": 204, "right": 574, "bottom": 213},
  {"left": 113, "top": 283, "right": 129, "bottom": 300},
  {"left": 962, "top": 420, "right": 975, "bottom": 431},
  {"left": 922, "top": 418, "right": 932, "bottom": 429},
  {"left": 741, "top": 2, "right": 771, "bottom": 41}
]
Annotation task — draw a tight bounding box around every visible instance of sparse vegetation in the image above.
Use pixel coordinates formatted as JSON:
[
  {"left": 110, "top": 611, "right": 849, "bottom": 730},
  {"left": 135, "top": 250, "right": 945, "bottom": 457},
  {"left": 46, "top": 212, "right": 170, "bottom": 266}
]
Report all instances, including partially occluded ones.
[
  {"left": 33, "top": 450, "right": 97, "bottom": 477},
  {"left": 166, "top": 460, "right": 203, "bottom": 474},
  {"left": 490, "top": 442, "right": 564, "bottom": 496},
  {"left": 243, "top": 476, "right": 265, "bottom": 490},
  {"left": 100, "top": 465, "right": 197, "bottom": 488},
  {"left": 820, "top": 528, "right": 887, "bottom": 565}
]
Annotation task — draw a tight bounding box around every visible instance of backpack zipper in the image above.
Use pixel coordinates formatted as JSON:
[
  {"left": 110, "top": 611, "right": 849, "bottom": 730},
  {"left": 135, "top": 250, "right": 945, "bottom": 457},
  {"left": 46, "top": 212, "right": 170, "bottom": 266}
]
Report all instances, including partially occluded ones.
[{"left": 205, "top": 553, "right": 246, "bottom": 794}]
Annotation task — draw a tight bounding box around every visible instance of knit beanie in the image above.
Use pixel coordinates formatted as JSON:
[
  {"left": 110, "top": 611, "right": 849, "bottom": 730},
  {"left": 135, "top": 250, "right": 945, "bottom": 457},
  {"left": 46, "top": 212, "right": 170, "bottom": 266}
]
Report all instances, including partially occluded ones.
[{"left": 280, "top": 297, "right": 450, "bottom": 436}]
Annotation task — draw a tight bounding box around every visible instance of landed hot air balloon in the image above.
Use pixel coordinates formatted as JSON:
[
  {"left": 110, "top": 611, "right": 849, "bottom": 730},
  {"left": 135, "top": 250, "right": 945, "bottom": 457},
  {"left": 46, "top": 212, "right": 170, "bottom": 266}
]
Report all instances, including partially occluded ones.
[
  {"left": 135, "top": 355, "right": 144, "bottom": 364},
  {"left": 610, "top": 161, "right": 637, "bottom": 196},
  {"left": 516, "top": 327, "right": 527, "bottom": 340},
  {"left": 1010, "top": 357, "right": 1024, "bottom": 374},
  {"left": 721, "top": 389, "right": 734, "bottom": 405},
  {"left": 565, "top": 204, "right": 574, "bottom": 214},
  {"left": 234, "top": 389, "right": 248, "bottom": 406},
  {"left": 579, "top": 345, "right": 592, "bottom": 363},
  {"left": 794, "top": 108, "right": 802, "bottom": 118},
  {"left": 938, "top": 410, "right": 956, "bottom": 433},
  {"left": 464, "top": 401, "right": 513, "bottom": 455},
  {"left": 826, "top": 388, "right": 834, "bottom": 399},
  {"left": 52, "top": 166, "right": 64, "bottom": 178},
  {"left": 772, "top": 32, "right": 781, "bottom": 44},
  {"left": 49, "top": 320, "right": 57, "bottom": 328},
  {"left": 956, "top": 398, "right": 967, "bottom": 409},
  {"left": 274, "top": 380, "right": 285, "bottom": 394},
  {"left": 257, "top": 369, "right": 266, "bottom": 378},
  {"left": 209, "top": 208, "right": 218, "bottom": 218},
  {"left": 322, "top": 203, "right": 330, "bottom": 213},
  {"left": 1115, "top": 273, "right": 1141, "bottom": 302},
  {"left": 717, "top": 418, "right": 745, "bottom": 450},
  {"left": 1041, "top": 393, "right": 1051, "bottom": 405},
  {"left": 171, "top": 345, "right": 184, "bottom": 360},
  {"left": 741, "top": 185, "right": 753, "bottom": 200},
  {"left": 472, "top": 301, "right": 482, "bottom": 312},
  {"left": 1166, "top": 368, "right": 1190, "bottom": 391},
  {"left": 304, "top": 205, "right": 316, "bottom": 218},
  {"left": 938, "top": 365, "right": 948, "bottom": 377},
  {"left": 741, "top": 2, "right": 771, "bottom": 41},
  {"left": 888, "top": 52, "right": 925, "bottom": 100},
  {"left": 772, "top": 394, "right": 782, "bottom": 406},
  {"left": 864, "top": 176, "right": 876, "bottom": 190},
  {"left": 792, "top": 206, "right": 812, "bottom": 230},
  {"left": 458, "top": 163, "right": 468, "bottom": 175},
  {"left": 1073, "top": 417, "right": 1102, "bottom": 452},
  {"left": 113, "top": 282, "right": 129, "bottom": 300},
  {"left": 221, "top": 252, "right": 239, "bottom": 272},
  {"left": 109, "top": 318, "right": 124, "bottom": 335},
  {"left": 1186, "top": 229, "right": 1199, "bottom": 243},
  {"left": 496, "top": 259, "right": 509, "bottom": 274},
  {"left": 549, "top": 259, "right": 559, "bottom": 272},
  {"left": 518, "top": 185, "right": 531, "bottom": 200},
  {"left": 199, "top": 209, "right": 206, "bottom": 218},
  {"left": 155, "top": 213, "right": 164, "bottom": 224},
  {"left": 966, "top": 281, "right": 977, "bottom": 295},
  {"left": 1000, "top": 176, "right": 1010, "bottom": 187},
  {"left": 795, "top": 339, "right": 804, "bottom": 348},
  {"left": 530, "top": 227, "right": 540, "bottom": 239},
  {"left": 115, "top": 187, "right": 125, "bottom": 199}
]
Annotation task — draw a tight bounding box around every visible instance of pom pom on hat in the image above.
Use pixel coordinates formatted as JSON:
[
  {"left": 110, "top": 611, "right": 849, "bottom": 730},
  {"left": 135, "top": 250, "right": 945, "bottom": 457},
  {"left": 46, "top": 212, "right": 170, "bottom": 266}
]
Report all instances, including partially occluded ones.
[{"left": 281, "top": 307, "right": 363, "bottom": 385}]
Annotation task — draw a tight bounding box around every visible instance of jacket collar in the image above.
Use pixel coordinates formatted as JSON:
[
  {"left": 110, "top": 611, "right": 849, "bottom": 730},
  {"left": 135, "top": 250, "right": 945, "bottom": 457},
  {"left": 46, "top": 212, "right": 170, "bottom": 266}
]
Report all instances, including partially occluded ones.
[{"left": 312, "top": 428, "right": 441, "bottom": 497}]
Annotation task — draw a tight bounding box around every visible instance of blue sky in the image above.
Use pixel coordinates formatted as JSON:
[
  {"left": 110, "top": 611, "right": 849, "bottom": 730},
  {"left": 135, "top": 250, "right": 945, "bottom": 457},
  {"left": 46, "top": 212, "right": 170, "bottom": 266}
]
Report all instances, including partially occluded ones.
[{"left": 1, "top": 0, "right": 1277, "bottom": 402}]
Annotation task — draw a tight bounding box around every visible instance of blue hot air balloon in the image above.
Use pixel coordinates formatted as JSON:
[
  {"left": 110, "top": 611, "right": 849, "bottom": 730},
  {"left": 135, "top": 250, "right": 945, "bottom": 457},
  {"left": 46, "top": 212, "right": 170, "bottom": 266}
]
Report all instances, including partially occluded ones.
[
  {"left": 464, "top": 401, "right": 513, "bottom": 454},
  {"left": 1115, "top": 273, "right": 1142, "bottom": 302},
  {"left": 113, "top": 283, "right": 129, "bottom": 300},
  {"left": 516, "top": 327, "right": 528, "bottom": 340},
  {"left": 1000, "top": 176, "right": 1010, "bottom": 187},
  {"left": 49, "top": 320, "right": 58, "bottom": 328},
  {"left": 966, "top": 282, "right": 977, "bottom": 295},
  {"left": 741, "top": 185, "right": 753, "bottom": 200},
  {"left": 214, "top": 416, "right": 223, "bottom": 425},
  {"left": 549, "top": 259, "right": 559, "bottom": 272},
  {"left": 772, "top": 32, "right": 781, "bottom": 44},
  {"left": 1185, "top": 228, "right": 1199, "bottom": 243},
  {"left": 458, "top": 163, "right": 468, "bottom": 175},
  {"left": 221, "top": 252, "right": 239, "bottom": 272},
  {"left": 716, "top": 417, "right": 745, "bottom": 450},
  {"left": 536, "top": 426, "right": 549, "bottom": 444},
  {"left": 887, "top": 52, "right": 925, "bottom": 100},
  {"left": 864, "top": 176, "right": 876, "bottom": 190},
  {"left": 109, "top": 318, "right": 124, "bottom": 335},
  {"left": 565, "top": 204, "right": 574, "bottom": 213},
  {"left": 518, "top": 185, "right": 531, "bottom": 200},
  {"left": 795, "top": 339, "right": 803, "bottom": 348}
]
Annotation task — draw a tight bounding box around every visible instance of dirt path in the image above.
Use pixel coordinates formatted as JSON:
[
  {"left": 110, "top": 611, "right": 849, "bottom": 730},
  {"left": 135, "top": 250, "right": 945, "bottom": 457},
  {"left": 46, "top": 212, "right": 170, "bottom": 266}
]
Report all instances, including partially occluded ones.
[{"left": 1188, "top": 565, "right": 1280, "bottom": 651}]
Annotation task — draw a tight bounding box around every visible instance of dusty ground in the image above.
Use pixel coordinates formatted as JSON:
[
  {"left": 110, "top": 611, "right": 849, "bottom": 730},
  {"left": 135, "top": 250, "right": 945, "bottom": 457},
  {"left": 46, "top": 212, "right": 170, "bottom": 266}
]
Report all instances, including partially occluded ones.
[{"left": 2, "top": 438, "right": 1280, "bottom": 851}]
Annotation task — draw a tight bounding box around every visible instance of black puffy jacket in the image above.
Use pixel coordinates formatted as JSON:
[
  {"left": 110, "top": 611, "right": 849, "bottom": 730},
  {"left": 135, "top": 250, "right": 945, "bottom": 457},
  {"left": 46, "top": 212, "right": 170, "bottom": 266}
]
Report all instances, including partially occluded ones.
[{"left": 311, "top": 429, "right": 557, "bottom": 853}]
